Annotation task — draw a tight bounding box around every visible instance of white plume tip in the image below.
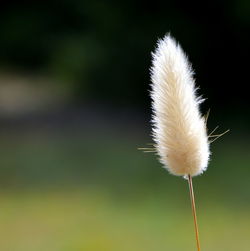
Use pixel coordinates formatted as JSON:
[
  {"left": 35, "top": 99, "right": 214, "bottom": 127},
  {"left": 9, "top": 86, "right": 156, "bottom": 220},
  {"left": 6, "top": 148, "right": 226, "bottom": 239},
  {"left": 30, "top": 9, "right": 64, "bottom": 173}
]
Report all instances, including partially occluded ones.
[{"left": 151, "top": 34, "right": 210, "bottom": 177}]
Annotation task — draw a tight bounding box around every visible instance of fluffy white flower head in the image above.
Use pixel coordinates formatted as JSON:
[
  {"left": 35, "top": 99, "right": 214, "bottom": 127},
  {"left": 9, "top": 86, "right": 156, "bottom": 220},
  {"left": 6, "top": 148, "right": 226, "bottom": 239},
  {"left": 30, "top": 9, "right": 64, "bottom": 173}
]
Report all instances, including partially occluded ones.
[{"left": 151, "top": 34, "right": 210, "bottom": 177}]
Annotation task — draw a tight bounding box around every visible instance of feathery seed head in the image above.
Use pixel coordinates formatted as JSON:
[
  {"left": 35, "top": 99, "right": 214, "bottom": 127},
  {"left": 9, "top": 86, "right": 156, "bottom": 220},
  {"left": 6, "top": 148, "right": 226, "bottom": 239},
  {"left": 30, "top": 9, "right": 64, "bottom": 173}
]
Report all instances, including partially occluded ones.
[{"left": 151, "top": 34, "right": 210, "bottom": 177}]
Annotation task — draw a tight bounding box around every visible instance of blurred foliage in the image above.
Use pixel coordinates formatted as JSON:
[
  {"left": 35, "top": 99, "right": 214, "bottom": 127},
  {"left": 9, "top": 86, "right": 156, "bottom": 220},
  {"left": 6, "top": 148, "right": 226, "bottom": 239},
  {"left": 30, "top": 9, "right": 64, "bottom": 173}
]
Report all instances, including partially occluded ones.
[
  {"left": 1, "top": 187, "right": 250, "bottom": 251},
  {"left": 0, "top": 128, "right": 250, "bottom": 250}
]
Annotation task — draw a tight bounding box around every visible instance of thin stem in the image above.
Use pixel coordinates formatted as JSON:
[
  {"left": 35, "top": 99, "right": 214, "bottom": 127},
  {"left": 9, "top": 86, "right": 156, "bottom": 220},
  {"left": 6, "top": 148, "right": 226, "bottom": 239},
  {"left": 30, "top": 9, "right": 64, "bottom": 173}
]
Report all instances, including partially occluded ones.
[{"left": 187, "top": 174, "right": 201, "bottom": 251}]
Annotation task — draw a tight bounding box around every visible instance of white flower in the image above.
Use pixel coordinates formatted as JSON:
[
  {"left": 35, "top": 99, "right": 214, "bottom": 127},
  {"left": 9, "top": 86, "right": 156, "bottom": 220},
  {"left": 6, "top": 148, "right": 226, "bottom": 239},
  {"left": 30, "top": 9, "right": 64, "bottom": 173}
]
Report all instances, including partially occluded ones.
[{"left": 151, "top": 34, "right": 210, "bottom": 177}]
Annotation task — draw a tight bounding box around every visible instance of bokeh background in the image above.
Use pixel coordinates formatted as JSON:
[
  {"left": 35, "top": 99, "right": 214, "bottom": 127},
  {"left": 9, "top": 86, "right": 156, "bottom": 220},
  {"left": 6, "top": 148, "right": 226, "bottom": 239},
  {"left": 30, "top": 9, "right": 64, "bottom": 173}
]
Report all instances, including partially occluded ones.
[{"left": 0, "top": 1, "right": 249, "bottom": 250}]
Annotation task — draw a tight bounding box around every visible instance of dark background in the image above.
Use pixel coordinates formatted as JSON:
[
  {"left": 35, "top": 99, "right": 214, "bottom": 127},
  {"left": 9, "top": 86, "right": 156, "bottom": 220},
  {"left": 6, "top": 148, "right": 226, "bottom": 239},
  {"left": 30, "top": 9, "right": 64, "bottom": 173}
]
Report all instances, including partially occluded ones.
[
  {"left": 0, "top": 1, "right": 249, "bottom": 250},
  {"left": 1, "top": 1, "right": 249, "bottom": 111}
]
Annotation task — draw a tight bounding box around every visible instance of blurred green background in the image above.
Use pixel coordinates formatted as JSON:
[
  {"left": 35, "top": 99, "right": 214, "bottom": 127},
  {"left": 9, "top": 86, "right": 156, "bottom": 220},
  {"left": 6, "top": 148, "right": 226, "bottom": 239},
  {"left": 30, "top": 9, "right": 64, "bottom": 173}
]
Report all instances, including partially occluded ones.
[{"left": 0, "top": 1, "right": 250, "bottom": 250}]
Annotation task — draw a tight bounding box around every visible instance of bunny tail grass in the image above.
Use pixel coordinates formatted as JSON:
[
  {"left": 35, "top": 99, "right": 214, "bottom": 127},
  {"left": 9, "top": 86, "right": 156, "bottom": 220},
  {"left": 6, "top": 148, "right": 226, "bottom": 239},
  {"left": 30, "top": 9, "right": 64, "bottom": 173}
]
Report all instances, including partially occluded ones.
[
  {"left": 188, "top": 175, "right": 201, "bottom": 251},
  {"left": 151, "top": 34, "right": 210, "bottom": 177}
]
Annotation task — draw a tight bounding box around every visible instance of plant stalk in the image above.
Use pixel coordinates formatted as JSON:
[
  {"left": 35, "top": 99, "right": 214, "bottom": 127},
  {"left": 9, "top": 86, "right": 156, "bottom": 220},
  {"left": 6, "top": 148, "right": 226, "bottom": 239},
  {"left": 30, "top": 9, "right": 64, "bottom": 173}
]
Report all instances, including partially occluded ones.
[{"left": 188, "top": 174, "right": 201, "bottom": 251}]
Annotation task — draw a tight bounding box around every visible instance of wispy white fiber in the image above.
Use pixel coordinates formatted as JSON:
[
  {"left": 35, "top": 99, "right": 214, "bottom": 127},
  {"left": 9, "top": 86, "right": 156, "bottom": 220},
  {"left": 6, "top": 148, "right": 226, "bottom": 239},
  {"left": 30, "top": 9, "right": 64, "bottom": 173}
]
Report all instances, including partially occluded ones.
[{"left": 151, "top": 34, "right": 210, "bottom": 177}]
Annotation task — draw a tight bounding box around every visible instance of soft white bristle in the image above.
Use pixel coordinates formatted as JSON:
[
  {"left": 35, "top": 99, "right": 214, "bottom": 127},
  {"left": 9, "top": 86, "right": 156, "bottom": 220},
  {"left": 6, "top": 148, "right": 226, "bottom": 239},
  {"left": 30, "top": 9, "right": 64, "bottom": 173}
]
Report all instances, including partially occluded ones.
[{"left": 151, "top": 34, "right": 210, "bottom": 177}]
